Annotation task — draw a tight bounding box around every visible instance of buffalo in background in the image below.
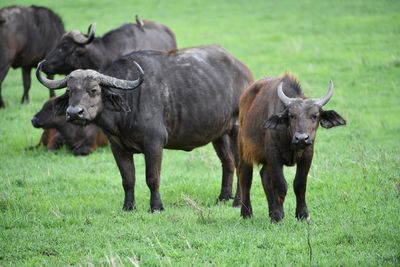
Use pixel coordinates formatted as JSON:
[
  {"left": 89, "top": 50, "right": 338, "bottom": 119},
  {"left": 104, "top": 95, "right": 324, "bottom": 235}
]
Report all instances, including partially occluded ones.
[
  {"left": 36, "top": 45, "right": 254, "bottom": 211},
  {"left": 0, "top": 5, "right": 64, "bottom": 108},
  {"left": 238, "top": 75, "right": 346, "bottom": 222},
  {"left": 41, "top": 16, "right": 177, "bottom": 76},
  {"left": 31, "top": 97, "right": 108, "bottom": 156}
]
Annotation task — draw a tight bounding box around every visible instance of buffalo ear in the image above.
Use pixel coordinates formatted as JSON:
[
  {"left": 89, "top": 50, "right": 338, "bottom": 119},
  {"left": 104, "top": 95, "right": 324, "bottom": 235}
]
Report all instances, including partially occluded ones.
[
  {"left": 103, "top": 90, "right": 131, "bottom": 112},
  {"left": 263, "top": 109, "right": 288, "bottom": 131},
  {"left": 53, "top": 93, "right": 69, "bottom": 116},
  {"left": 320, "top": 110, "right": 346, "bottom": 129}
]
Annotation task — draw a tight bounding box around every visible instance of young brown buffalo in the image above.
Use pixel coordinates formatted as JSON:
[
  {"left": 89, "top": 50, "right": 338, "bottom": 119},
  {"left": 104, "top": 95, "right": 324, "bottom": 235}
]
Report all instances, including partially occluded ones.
[{"left": 238, "top": 74, "right": 346, "bottom": 222}]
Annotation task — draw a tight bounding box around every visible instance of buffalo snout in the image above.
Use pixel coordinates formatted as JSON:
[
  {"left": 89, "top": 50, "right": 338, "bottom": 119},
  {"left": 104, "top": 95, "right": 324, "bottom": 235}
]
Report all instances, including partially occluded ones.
[
  {"left": 66, "top": 106, "right": 84, "bottom": 121},
  {"left": 292, "top": 132, "right": 312, "bottom": 148},
  {"left": 31, "top": 116, "right": 41, "bottom": 128}
]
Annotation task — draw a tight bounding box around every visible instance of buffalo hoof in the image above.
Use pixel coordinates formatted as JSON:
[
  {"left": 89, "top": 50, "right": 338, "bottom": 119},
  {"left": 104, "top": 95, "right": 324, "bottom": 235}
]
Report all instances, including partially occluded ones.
[
  {"left": 217, "top": 193, "right": 232, "bottom": 203},
  {"left": 232, "top": 196, "right": 241, "bottom": 208},
  {"left": 21, "top": 97, "right": 29, "bottom": 104},
  {"left": 149, "top": 205, "right": 164, "bottom": 213},
  {"left": 240, "top": 205, "right": 253, "bottom": 218},
  {"left": 122, "top": 203, "right": 135, "bottom": 211},
  {"left": 150, "top": 200, "right": 164, "bottom": 212},
  {"left": 269, "top": 210, "right": 284, "bottom": 223},
  {"left": 295, "top": 207, "right": 309, "bottom": 221}
]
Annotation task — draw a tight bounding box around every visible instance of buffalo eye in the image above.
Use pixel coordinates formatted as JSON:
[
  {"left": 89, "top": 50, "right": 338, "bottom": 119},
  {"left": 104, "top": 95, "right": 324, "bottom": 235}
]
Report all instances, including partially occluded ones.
[
  {"left": 289, "top": 113, "right": 296, "bottom": 120},
  {"left": 88, "top": 87, "right": 98, "bottom": 95},
  {"left": 311, "top": 114, "right": 319, "bottom": 122}
]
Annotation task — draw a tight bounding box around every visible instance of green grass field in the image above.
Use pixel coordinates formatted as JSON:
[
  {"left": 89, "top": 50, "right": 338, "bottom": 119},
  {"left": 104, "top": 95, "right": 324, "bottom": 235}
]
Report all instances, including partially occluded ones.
[{"left": 1, "top": 0, "right": 399, "bottom": 266}]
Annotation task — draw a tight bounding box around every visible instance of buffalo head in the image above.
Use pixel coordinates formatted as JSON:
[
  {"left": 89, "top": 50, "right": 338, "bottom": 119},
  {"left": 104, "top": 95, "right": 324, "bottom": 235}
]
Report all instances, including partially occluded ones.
[
  {"left": 263, "top": 81, "right": 346, "bottom": 150},
  {"left": 41, "top": 23, "right": 97, "bottom": 75},
  {"left": 31, "top": 97, "right": 67, "bottom": 129},
  {"left": 36, "top": 60, "right": 144, "bottom": 125}
]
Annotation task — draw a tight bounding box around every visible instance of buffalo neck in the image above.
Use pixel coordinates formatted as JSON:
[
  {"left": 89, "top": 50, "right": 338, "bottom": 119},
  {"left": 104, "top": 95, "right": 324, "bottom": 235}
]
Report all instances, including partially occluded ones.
[
  {"left": 83, "top": 40, "right": 110, "bottom": 70},
  {"left": 273, "top": 130, "right": 310, "bottom": 166}
]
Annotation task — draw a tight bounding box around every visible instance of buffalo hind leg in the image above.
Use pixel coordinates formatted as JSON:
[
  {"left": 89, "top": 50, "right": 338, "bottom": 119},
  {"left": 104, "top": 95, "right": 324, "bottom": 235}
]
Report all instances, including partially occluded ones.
[
  {"left": 260, "top": 164, "right": 288, "bottom": 223},
  {"left": 21, "top": 67, "right": 31, "bottom": 104},
  {"left": 111, "top": 143, "right": 136, "bottom": 211},
  {"left": 239, "top": 160, "right": 253, "bottom": 218},
  {"left": 229, "top": 125, "right": 242, "bottom": 207},
  {"left": 294, "top": 152, "right": 313, "bottom": 220},
  {"left": 213, "top": 134, "right": 235, "bottom": 202},
  {"left": 144, "top": 141, "right": 164, "bottom": 212},
  {"left": 0, "top": 63, "right": 11, "bottom": 108}
]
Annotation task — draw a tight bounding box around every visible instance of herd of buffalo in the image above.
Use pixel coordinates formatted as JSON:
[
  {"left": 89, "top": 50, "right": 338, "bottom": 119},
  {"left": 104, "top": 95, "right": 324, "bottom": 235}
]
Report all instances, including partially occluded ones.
[{"left": 0, "top": 5, "right": 346, "bottom": 222}]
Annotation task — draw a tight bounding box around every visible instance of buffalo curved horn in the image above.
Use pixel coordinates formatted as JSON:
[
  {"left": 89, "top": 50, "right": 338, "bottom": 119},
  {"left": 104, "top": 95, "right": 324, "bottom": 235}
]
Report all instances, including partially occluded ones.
[
  {"left": 98, "top": 61, "right": 144, "bottom": 90},
  {"left": 277, "top": 81, "right": 302, "bottom": 106},
  {"left": 36, "top": 60, "right": 67, "bottom": 89},
  {"left": 314, "top": 80, "right": 334, "bottom": 107},
  {"left": 72, "top": 23, "right": 96, "bottom": 44}
]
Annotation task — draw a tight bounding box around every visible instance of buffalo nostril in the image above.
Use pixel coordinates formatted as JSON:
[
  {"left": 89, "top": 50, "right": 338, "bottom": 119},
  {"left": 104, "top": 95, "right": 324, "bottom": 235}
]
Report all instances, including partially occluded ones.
[
  {"left": 66, "top": 106, "right": 84, "bottom": 119},
  {"left": 77, "top": 108, "right": 84, "bottom": 118},
  {"left": 304, "top": 135, "right": 309, "bottom": 141}
]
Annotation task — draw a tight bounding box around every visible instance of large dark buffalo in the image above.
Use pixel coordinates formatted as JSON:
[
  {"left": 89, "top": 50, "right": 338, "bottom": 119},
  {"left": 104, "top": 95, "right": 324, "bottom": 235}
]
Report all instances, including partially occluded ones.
[
  {"left": 36, "top": 45, "right": 254, "bottom": 211},
  {"left": 0, "top": 5, "right": 64, "bottom": 108},
  {"left": 41, "top": 17, "right": 177, "bottom": 75},
  {"left": 238, "top": 75, "right": 346, "bottom": 222},
  {"left": 31, "top": 97, "right": 108, "bottom": 156}
]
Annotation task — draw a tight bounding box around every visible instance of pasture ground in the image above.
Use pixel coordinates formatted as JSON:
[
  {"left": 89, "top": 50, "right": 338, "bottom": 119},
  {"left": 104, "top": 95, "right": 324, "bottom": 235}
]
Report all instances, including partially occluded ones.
[{"left": 0, "top": 0, "right": 399, "bottom": 266}]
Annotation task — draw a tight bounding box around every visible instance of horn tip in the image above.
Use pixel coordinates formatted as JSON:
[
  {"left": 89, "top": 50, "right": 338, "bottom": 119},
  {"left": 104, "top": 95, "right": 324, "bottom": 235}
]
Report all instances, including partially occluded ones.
[
  {"left": 37, "top": 60, "right": 46, "bottom": 68},
  {"left": 328, "top": 80, "right": 334, "bottom": 91}
]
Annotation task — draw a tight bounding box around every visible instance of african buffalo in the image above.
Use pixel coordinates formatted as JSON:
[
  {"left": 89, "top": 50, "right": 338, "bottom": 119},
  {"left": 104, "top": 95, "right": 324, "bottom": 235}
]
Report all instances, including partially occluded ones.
[
  {"left": 31, "top": 97, "right": 108, "bottom": 156},
  {"left": 238, "top": 75, "right": 346, "bottom": 222},
  {"left": 36, "top": 45, "right": 254, "bottom": 211},
  {"left": 0, "top": 5, "right": 64, "bottom": 108},
  {"left": 41, "top": 17, "right": 177, "bottom": 76}
]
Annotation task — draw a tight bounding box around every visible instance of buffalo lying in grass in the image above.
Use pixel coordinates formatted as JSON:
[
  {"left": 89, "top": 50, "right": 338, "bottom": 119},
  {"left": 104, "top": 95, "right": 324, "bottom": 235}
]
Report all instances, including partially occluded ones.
[{"left": 32, "top": 97, "right": 108, "bottom": 156}]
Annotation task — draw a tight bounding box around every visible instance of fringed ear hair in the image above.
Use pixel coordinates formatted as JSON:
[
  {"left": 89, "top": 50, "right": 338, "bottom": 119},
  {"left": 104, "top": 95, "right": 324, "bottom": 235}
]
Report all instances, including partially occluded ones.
[
  {"left": 263, "top": 108, "right": 289, "bottom": 131},
  {"left": 102, "top": 90, "right": 131, "bottom": 112},
  {"left": 320, "top": 110, "right": 346, "bottom": 129}
]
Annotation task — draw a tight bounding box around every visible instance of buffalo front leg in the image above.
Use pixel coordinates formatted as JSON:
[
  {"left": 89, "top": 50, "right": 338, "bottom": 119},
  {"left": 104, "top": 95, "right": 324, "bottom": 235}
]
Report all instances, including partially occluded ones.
[
  {"left": 260, "top": 164, "right": 288, "bottom": 223},
  {"left": 0, "top": 63, "right": 11, "bottom": 108},
  {"left": 213, "top": 134, "right": 235, "bottom": 202},
  {"left": 239, "top": 160, "right": 253, "bottom": 218},
  {"left": 144, "top": 142, "right": 164, "bottom": 212},
  {"left": 111, "top": 143, "right": 136, "bottom": 211},
  {"left": 21, "top": 67, "right": 31, "bottom": 104},
  {"left": 294, "top": 151, "right": 313, "bottom": 220}
]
